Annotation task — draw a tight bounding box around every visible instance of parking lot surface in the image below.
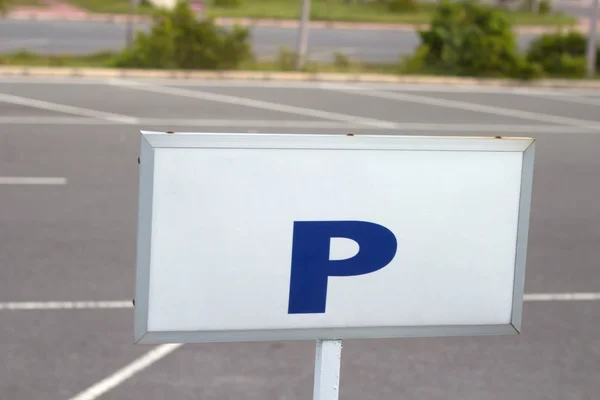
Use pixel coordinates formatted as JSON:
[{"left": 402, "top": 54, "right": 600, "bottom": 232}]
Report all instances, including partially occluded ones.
[{"left": 1, "top": 77, "right": 599, "bottom": 400}]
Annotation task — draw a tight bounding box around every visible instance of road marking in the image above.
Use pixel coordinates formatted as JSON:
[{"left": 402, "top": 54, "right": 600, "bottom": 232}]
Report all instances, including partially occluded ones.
[
  {"left": 108, "top": 79, "right": 397, "bottom": 129},
  {"left": 0, "top": 78, "right": 116, "bottom": 85},
  {"left": 1, "top": 77, "right": 599, "bottom": 97},
  {"left": 139, "top": 118, "right": 361, "bottom": 129},
  {"left": 1, "top": 116, "right": 598, "bottom": 132},
  {"left": 524, "top": 293, "right": 600, "bottom": 301},
  {"left": 0, "top": 116, "right": 359, "bottom": 129},
  {"left": 41, "top": 292, "right": 596, "bottom": 399},
  {"left": 523, "top": 92, "right": 600, "bottom": 107},
  {"left": 108, "top": 79, "right": 600, "bottom": 96},
  {"left": 1, "top": 293, "right": 599, "bottom": 311},
  {"left": 0, "top": 301, "right": 130, "bottom": 310},
  {"left": 327, "top": 85, "right": 600, "bottom": 130},
  {"left": 67, "top": 343, "right": 183, "bottom": 400},
  {"left": 0, "top": 176, "right": 67, "bottom": 185},
  {"left": 0, "top": 116, "right": 117, "bottom": 125},
  {"left": 130, "top": 121, "right": 592, "bottom": 132},
  {"left": 0, "top": 93, "right": 139, "bottom": 124},
  {"left": 322, "top": 84, "right": 600, "bottom": 97}
]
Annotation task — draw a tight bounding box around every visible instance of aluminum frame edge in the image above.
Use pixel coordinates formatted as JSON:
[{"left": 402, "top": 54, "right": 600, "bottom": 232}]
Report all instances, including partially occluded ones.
[
  {"left": 133, "top": 132, "right": 156, "bottom": 343},
  {"left": 510, "top": 140, "right": 536, "bottom": 333}
]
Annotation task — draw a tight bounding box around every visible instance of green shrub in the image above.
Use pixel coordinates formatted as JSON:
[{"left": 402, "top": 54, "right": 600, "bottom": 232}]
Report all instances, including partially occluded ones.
[
  {"left": 409, "top": 0, "right": 531, "bottom": 77},
  {"left": 527, "top": 31, "right": 585, "bottom": 60},
  {"left": 513, "top": 58, "right": 545, "bottom": 80},
  {"left": 113, "top": 0, "right": 253, "bottom": 70},
  {"left": 213, "top": 0, "right": 242, "bottom": 8},
  {"left": 397, "top": 44, "right": 429, "bottom": 73},
  {"left": 526, "top": 31, "right": 599, "bottom": 77},
  {"left": 333, "top": 52, "right": 351, "bottom": 68},
  {"left": 387, "top": 0, "right": 419, "bottom": 13},
  {"left": 538, "top": 0, "right": 551, "bottom": 14}
]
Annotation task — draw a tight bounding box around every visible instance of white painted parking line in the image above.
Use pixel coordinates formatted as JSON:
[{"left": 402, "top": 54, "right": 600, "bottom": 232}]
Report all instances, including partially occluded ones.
[
  {"left": 332, "top": 84, "right": 600, "bottom": 96},
  {"left": 0, "top": 176, "right": 67, "bottom": 185},
  {"left": 1, "top": 77, "right": 599, "bottom": 98},
  {"left": 131, "top": 121, "right": 591, "bottom": 132},
  {"left": 67, "top": 343, "right": 182, "bottom": 400},
  {"left": 50, "top": 293, "right": 598, "bottom": 400},
  {"left": 0, "top": 301, "right": 130, "bottom": 310},
  {"left": 524, "top": 293, "right": 600, "bottom": 301},
  {"left": 138, "top": 118, "right": 358, "bottom": 129},
  {"left": 1, "top": 116, "right": 599, "bottom": 133},
  {"left": 0, "top": 78, "right": 116, "bottom": 85},
  {"left": 104, "top": 78, "right": 600, "bottom": 94},
  {"left": 0, "top": 116, "right": 117, "bottom": 125},
  {"left": 104, "top": 78, "right": 600, "bottom": 96},
  {"left": 328, "top": 85, "right": 600, "bottom": 130},
  {"left": 0, "top": 116, "right": 358, "bottom": 129},
  {"left": 109, "top": 79, "right": 397, "bottom": 129},
  {"left": 0, "top": 93, "right": 139, "bottom": 124},
  {"left": 1, "top": 293, "right": 599, "bottom": 311},
  {"left": 523, "top": 93, "right": 600, "bottom": 107}
]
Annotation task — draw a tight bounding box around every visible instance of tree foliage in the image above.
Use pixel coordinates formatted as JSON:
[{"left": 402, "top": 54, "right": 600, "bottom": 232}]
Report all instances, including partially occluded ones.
[{"left": 113, "top": 0, "right": 253, "bottom": 70}]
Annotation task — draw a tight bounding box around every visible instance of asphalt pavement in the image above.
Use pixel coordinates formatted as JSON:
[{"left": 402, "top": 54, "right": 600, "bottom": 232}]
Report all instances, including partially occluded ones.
[
  {"left": 0, "top": 76, "right": 599, "bottom": 400},
  {"left": 0, "top": 19, "right": 543, "bottom": 63}
]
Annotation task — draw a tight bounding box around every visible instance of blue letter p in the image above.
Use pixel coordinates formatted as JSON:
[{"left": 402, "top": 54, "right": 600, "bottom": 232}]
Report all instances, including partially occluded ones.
[{"left": 287, "top": 221, "right": 397, "bottom": 314}]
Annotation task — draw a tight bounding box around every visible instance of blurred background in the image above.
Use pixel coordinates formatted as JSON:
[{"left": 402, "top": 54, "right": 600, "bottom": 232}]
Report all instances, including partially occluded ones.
[{"left": 0, "top": 0, "right": 598, "bottom": 76}]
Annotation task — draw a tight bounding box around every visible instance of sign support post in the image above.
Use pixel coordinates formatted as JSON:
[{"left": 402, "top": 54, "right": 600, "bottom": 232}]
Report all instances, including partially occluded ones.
[{"left": 313, "top": 339, "right": 343, "bottom": 400}]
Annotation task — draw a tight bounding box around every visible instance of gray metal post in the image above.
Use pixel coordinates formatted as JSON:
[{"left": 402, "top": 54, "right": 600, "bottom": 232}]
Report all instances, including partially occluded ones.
[
  {"left": 296, "top": 0, "right": 311, "bottom": 71},
  {"left": 586, "top": 0, "right": 599, "bottom": 78},
  {"left": 313, "top": 340, "right": 342, "bottom": 400}
]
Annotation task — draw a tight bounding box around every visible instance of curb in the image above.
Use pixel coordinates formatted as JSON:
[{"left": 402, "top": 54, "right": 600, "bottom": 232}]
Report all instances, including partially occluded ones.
[
  {"left": 1, "top": 66, "right": 599, "bottom": 89},
  {"left": 4, "top": 13, "right": 583, "bottom": 33}
]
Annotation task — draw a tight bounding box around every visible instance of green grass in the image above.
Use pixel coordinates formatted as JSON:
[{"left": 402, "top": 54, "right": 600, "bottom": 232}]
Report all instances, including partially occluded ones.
[
  {"left": 0, "top": 49, "right": 399, "bottom": 74},
  {"left": 66, "top": 0, "right": 154, "bottom": 14},
  {"left": 2, "top": 50, "right": 597, "bottom": 80},
  {"left": 0, "top": 50, "right": 118, "bottom": 67},
  {"left": 64, "top": 0, "right": 577, "bottom": 26},
  {"left": 245, "top": 58, "right": 399, "bottom": 74},
  {"left": 206, "top": 0, "right": 576, "bottom": 26},
  {"left": 2, "top": 0, "right": 43, "bottom": 14},
  {"left": 13, "top": 0, "right": 44, "bottom": 6}
]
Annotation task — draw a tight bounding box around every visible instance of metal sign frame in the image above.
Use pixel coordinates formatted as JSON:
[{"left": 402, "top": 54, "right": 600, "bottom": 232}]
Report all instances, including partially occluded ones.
[{"left": 133, "top": 131, "right": 535, "bottom": 345}]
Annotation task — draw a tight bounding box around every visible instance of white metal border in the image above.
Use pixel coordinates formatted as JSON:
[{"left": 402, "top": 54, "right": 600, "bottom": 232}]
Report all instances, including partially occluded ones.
[{"left": 133, "top": 131, "right": 535, "bottom": 344}]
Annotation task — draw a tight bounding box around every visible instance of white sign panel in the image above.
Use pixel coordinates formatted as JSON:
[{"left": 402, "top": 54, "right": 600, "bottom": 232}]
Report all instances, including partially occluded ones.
[{"left": 134, "top": 131, "right": 535, "bottom": 344}]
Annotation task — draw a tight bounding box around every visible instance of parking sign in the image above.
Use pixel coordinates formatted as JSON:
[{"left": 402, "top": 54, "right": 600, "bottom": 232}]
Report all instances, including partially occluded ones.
[{"left": 133, "top": 131, "right": 534, "bottom": 344}]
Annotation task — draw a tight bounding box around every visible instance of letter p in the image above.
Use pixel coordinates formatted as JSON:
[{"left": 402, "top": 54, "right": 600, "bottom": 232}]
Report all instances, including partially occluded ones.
[{"left": 287, "top": 221, "right": 397, "bottom": 314}]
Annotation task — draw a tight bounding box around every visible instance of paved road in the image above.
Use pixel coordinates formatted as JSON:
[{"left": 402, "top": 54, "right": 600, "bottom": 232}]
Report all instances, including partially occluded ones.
[
  {"left": 0, "top": 76, "right": 599, "bottom": 400},
  {"left": 0, "top": 19, "right": 544, "bottom": 63}
]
